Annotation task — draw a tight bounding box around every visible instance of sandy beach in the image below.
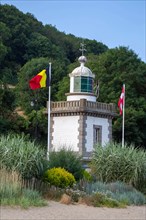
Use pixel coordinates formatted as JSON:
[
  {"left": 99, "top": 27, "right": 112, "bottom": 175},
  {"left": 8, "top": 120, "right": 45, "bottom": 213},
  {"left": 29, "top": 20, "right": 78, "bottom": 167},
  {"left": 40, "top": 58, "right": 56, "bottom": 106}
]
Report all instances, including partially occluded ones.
[{"left": 1, "top": 201, "right": 146, "bottom": 220}]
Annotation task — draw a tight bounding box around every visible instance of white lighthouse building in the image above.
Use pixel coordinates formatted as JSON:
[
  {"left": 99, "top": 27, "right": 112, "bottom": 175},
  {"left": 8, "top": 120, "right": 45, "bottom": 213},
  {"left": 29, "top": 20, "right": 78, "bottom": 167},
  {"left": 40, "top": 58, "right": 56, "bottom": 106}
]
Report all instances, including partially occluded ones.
[{"left": 49, "top": 49, "right": 116, "bottom": 161}]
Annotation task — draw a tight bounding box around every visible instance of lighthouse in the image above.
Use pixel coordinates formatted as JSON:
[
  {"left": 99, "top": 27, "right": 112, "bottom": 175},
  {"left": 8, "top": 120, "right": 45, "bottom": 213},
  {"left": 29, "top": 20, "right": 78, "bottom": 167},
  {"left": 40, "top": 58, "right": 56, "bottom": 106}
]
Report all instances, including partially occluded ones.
[{"left": 49, "top": 45, "right": 116, "bottom": 161}]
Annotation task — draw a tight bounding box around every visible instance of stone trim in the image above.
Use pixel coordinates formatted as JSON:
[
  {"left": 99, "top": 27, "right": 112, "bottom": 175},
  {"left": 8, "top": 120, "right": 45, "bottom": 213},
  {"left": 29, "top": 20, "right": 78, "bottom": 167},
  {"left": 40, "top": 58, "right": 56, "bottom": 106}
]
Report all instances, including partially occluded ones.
[
  {"left": 48, "top": 99, "right": 116, "bottom": 116},
  {"left": 47, "top": 99, "right": 116, "bottom": 119},
  {"left": 51, "top": 111, "right": 114, "bottom": 119},
  {"left": 108, "top": 118, "right": 112, "bottom": 142},
  {"left": 78, "top": 115, "right": 87, "bottom": 156}
]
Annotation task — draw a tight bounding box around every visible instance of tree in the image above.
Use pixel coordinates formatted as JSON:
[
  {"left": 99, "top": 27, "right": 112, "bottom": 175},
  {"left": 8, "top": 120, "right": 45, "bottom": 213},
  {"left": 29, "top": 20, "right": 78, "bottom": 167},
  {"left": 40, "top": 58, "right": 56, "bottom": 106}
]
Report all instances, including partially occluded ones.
[
  {"left": 0, "top": 84, "right": 26, "bottom": 134},
  {"left": 16, "top": 57, "right": 69, "bottom": 141},
  {"left": 0, "top": 4, "right": 109, "bottom": 85},
  {"left": 85, "top": 39, "right": 108, "bottom": 55},
  {"left": 93, "top": 46, "right": 146, "bottom": 147},
  {"left": 0, "top": 84, "right": 16, "bottom": 118},
  {"left": 24, "top": 33, "right": 52, "bottom": 61},
  {"left": 55, "top": 76, "right": 70, "bottom": 101},
  {"left": 17, "top": 57, "right": 50, "bottom": 113}
]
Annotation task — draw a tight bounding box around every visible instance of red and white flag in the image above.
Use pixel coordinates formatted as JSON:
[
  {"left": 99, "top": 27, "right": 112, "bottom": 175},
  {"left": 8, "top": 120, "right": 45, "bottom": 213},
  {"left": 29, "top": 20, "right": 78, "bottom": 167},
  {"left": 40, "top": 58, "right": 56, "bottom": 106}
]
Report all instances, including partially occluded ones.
[{"left": 118, "top": 85, "right": 125, "bottom": 115}]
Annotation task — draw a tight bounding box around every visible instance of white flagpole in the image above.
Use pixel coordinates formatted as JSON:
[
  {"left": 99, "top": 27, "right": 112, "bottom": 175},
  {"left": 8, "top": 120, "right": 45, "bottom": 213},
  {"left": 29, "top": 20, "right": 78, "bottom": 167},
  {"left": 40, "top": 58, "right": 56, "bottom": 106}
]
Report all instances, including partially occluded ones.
[
  {"left": 122, "top": 84, "right": 125, "bottom": 147},
  {"left": 47, "top": 62, "right": 51, "bottom": 159}
]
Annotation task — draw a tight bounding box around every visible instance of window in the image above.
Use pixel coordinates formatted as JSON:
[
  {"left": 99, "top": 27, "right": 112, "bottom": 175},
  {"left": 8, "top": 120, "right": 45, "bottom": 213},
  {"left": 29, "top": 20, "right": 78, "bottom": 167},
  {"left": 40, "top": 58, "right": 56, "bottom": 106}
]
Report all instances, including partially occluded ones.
[
  {"left": 74, "top": 77, "right": 81, "bottom": 92},
  {"left": 93, "top": 125, "right": 102, "bottom": 145},
  {"left": 74, "top": 76, "right": 93, "bottom": 93}
]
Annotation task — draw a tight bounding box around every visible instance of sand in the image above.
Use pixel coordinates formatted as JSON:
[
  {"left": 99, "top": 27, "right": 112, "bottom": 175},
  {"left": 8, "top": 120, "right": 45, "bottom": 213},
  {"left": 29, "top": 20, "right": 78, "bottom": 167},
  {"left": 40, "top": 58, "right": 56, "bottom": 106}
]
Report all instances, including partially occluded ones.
[{"left": 1, "top": 201, "right": 146, "bottom": 220}]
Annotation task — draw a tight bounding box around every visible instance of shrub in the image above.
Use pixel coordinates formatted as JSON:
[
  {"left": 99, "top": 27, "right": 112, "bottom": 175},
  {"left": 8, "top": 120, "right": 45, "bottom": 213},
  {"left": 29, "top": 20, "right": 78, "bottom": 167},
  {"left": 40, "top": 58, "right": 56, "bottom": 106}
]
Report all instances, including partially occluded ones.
[
  {"left": 82, "top": 170, "right": 93, "bottom": 182},
  {"left": 91, "top": 143, "right": 146, "bottom": 192},
  {"left": 44, "top": 167, "right": 76, "bottom": 188},
  {"left": 65, "top": 188, "right": 86, "bottom": 203},
  {"left": 84, "top": 181, "right": 146, "bottom": 206},
  {"left": 0, "top": 134, "right": 47, "bottom": 179},
  {"left": 48, "top": 148, "right": 83, "bottom": 180},
  {"left": 81, "top": 192, "right": 122, "bottom": 208}
]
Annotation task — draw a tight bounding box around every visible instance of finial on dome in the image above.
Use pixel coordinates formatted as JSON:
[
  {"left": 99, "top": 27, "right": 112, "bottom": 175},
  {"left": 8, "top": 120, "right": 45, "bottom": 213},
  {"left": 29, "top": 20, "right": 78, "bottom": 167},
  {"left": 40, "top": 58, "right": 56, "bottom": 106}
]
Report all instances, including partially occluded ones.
[
  {"left": 79, "top": 41, "right": 86, "bottom": 56},
  {"left": 78, "top": 56, "right": 87, "bottom": 64},
  {"left": 79, "top": 41, "right": 87, "bottom": 65}
]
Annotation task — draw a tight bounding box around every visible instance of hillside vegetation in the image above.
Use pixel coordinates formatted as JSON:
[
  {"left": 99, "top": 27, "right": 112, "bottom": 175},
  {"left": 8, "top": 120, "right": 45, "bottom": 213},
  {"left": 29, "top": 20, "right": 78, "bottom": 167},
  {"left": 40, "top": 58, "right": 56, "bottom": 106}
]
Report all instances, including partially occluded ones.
[{"left": 0, "top": 4, "right": 146, "bottom": 148}]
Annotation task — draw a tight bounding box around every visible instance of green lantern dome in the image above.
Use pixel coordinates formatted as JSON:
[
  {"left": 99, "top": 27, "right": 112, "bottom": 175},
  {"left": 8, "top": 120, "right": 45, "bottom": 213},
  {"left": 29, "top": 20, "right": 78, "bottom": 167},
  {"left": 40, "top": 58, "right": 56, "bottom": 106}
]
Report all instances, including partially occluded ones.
[{"left": 69, "top": 55, "right": 95, "bottom": 93}]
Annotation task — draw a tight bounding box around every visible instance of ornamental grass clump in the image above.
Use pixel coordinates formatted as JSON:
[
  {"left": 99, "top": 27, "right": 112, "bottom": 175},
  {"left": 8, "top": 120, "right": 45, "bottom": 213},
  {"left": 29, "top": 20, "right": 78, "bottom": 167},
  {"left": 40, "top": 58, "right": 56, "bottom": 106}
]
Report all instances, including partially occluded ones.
[
  {"left": 0, "top": 167, "right": 47, "bottom": 208},
  {"left": 91, "top": 143, "right": 146, "bottom": 192},
  {"left": 44, "top": 167, "right": 76, "bottom": 188},
  {"left": 0, "top": 134, "right": 46, "bottom": 179},
  {"left": 0, "top": 167, "right": 22, "bottom": 200}
]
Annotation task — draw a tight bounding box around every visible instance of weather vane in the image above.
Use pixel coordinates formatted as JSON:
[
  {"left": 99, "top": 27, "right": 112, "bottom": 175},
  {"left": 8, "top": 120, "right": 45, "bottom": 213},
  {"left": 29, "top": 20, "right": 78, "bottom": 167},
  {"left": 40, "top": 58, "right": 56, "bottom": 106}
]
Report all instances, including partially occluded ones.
[{"left": 79, "top": 41, "right": 87, "bottom": 56}]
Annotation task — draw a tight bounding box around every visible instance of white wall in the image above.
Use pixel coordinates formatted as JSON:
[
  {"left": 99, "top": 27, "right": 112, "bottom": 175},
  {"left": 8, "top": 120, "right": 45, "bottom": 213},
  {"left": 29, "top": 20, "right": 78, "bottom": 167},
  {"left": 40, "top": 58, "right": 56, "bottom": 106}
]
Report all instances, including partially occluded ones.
[
  {"left": 70, "top": 76, "right": 74, "bottom": 93},
  {"left": 85, "top": 116, "right": 109, "bottom": 151},
  {"left": 67, "top": 94, "right": 96, "bottom": 102},
  {"left": 52, "top": 116, "right": 79, "bottom": 151}
]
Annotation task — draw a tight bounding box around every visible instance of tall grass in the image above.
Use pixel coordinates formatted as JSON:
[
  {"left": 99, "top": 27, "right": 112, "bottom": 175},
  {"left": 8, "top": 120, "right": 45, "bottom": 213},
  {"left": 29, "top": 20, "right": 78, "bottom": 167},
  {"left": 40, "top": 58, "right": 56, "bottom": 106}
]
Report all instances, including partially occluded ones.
[
  {"left": 0, "top": 134, "right": 47, "bottom": 179},
  {"left": 0, "top": 167, "right": 47, "bottom": 208},
  {"left": 91, "top": 143, "right": 146, "bottom": 192},
  {"left": 0, "top": 167, "right": 22, "bottom": 199}
]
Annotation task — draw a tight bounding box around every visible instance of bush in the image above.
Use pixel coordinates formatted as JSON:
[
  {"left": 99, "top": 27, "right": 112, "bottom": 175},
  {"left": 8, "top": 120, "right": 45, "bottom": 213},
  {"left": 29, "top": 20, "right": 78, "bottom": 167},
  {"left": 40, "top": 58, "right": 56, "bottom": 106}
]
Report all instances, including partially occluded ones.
[
  {"left": 0, "top": 134, "right": 47, "bottom": 179},
  {"left": 65, "top": 188, "right": 86, "bottom": 202},
  {"left": 81, "top": 192, "right": 122, "bottom": 208},
  {"left": 84, "top": 181, "right": 146, "bottom": 206},
  {"left": 82, "top": 170, "right": 93, "bottom": 182},
  {"left": 91, "top": 143, "right": 146, "bottom": 192},
  {"left": 44, "top": 167, "right": 76, "bottom": 188},
  {"left": 48, "top": 148, "right": 83, "bottom": 180}
]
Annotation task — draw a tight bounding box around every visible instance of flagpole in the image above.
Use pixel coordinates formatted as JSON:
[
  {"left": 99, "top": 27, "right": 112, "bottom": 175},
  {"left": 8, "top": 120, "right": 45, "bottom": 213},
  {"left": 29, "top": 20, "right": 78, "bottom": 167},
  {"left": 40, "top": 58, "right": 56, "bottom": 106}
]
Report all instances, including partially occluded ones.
[
  {"left": 47, "top": 62, "right": 51, "bottom": 159},
  {"left": 122, "top": 84, "right": 125, "bottom": 147}
]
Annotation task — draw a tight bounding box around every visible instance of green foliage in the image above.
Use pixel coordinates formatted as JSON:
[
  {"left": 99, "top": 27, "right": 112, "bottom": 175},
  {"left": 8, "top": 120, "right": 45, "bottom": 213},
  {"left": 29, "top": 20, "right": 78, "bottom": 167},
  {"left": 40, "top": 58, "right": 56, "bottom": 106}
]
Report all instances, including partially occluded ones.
[
  {"left": 0, "top": 168, "right": 47, "bottom": 209},
  {"left": 1, "top": 4, "right": 146, "bottom": 148},
  {"left": 0, "top": 134, "right": 47, "bottom": 179},
  {"left": 0, "top": 85, "right": 16, "bottom": 117},
  {"left": 82, "top": 170, "right": 93, "bottom": 182},
  {"left": 27, "top": 108, "right": 48, "bottom": 141},
  {"left": 85, "top": 39, "right": 108, "bottom": 55},
  {"left": 94, "top": 46, "right": 146, "bottom": 147},
  {"left": 84, "top": 181, "right": 146, "bottom": 206},
  {"left": 48, "top": 148, "right": 83, "bottom": 181},
  {"left": 55, "top": 76, "right": 70, "bottom": 101},
  {"left": 82, "top": 192, "right": 122, "bottom": 208},
  {"left": 0, "top": 85, "right": 27, "bottom": 135},
  {"left": 17, "top": 57, "right": 49, "bottom": 112},
  {"left": 17, "top": 57, "right": 68, "bottom": 113},
  {"left": 24, "top": 32, "right": 52, "bottom": 60},
  {"left": 0, "top": 117, "right": 11, "bottom": 134},
  {"left": 44, "top": 167, "right": 76, "bottom": 188},
  {"left": 91, "top": 143, "right": 146, "bottom": 192},
  {"left": 0, "top": 4, "right": 107, "bottom": 85},
  {"left": 65, "top": 188, "right": 86, "bottom": 202}
]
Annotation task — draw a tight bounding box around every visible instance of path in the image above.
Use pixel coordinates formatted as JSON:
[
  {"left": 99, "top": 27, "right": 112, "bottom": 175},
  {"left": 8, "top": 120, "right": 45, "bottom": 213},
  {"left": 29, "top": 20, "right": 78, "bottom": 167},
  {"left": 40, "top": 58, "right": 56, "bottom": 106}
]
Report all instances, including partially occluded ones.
[{"left": 1, "top": 201, "right": 146, "bottom": 220}]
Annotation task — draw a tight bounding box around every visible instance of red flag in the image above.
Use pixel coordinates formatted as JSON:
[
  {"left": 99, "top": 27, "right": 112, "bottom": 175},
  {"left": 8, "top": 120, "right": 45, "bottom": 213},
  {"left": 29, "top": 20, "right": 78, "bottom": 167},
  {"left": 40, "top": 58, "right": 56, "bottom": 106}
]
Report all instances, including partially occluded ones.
[
  {"left": 118, "top": 85, "right": 125, "bottom": 115},
  {"left": 29, "top": 68, "right": 50, "bottom": 90}
]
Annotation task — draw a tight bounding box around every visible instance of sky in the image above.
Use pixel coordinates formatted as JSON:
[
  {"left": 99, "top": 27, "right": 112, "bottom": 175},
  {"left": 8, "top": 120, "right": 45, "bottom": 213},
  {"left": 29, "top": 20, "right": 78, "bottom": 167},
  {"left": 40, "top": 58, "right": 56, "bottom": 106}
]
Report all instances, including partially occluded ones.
[{"left": 1, "top": 0, "right": 146, "bottom": 62}]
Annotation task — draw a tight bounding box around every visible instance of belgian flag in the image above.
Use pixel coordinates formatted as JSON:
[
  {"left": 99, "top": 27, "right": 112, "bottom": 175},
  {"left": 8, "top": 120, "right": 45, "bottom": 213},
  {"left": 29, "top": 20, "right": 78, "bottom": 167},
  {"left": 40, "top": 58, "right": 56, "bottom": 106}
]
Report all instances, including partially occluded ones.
[{"left": 29, "top": 68, "right": 50, "bottom": 90}]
